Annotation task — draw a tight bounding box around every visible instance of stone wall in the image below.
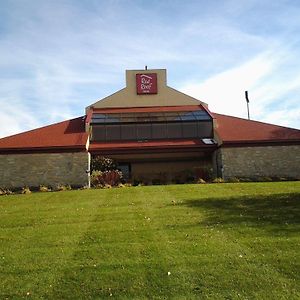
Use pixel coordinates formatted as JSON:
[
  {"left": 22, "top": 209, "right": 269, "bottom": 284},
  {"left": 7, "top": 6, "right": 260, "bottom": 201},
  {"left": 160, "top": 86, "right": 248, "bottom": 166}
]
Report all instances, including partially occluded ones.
[
  {"left": 220, "top": 145, "right": 300, "bottom": 179},
  {"left": 0, "top": 152, "right": 89, "bottom": 188}
]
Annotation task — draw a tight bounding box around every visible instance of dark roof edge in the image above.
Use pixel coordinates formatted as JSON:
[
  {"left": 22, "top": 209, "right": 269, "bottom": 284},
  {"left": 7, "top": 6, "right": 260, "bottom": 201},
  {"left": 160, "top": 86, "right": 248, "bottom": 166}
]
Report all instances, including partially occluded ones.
[{"left": 0, "top": 146, "right": 87, "bottom": 155}]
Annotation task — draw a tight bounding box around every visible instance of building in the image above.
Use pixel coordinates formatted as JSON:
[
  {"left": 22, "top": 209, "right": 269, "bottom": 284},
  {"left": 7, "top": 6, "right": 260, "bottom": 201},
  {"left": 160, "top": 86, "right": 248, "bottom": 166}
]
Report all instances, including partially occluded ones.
[{"left": 0, "top": 68, "right": 300, "bottom": 188}]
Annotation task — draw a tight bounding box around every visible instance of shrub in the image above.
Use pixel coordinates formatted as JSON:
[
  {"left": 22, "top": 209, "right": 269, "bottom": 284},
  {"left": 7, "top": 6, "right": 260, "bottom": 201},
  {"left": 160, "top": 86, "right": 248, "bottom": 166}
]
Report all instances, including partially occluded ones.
[
  {"left": 103, "top": 184, "right": 112, "bottom": 189},
  {"left": 91, "top": 156, "right": 123, "bottom": 187},
  {"left": 91, "top": 170, "right": 102, "bottom": 187},
  {"left": 39, "top": 185, "right": 51, "bottom": 192},
  {"left": 21, "top": 187, "right": 31, "bottom": 194},
  {"left": 197, "top": 178, "right": 206, "bottom": 184},
  {"left": 91, "top": 156, "right": 117, "bottom": 172},
  {"left": 0, "top": 188, "right": 14, "bottom": 195},
  {"left": 91, "top": 170, "right": 123, "bottom": 187},
  {"left": 212, "top": 177, "right": 225, "bottom": 183},
  {"left": 54, "top": 184, "right": 72, "bottom": 192},
  {"left": 5, "top": 189, "right": 13, "bottom": 195}
]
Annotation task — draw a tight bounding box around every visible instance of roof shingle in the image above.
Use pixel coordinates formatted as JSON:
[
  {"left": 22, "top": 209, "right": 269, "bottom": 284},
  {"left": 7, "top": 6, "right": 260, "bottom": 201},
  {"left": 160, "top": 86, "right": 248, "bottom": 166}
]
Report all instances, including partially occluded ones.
[{"left": 213, "top": 113, "right": 300, "bottom": 144}]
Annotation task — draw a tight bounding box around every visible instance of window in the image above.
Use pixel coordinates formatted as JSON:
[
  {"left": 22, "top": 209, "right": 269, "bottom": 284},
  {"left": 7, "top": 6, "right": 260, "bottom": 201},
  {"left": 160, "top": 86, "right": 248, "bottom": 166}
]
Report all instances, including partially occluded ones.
[
  {"left": 152, "top": 123, "right": 167, "bottom": 139},
  {"left": 182, "top": 122, "right": 198, "bottom": 138},
  {"left": 90, "top": 109, "right": 213, "bottom": 141},
  {"left": 137, "top": 124, "right": 152, "bottom": 140},
  {"left": 91, "top": 125, "right": 105, "bottom": 141},
  {"left": 106, "top": 125, "right": 121, "bottom": 140},
  {"left": 121, "top": 124, "right": 136, "bottom": 140},
  {"left": 167, "top": 122, "right": 182, "bottom": 138}
]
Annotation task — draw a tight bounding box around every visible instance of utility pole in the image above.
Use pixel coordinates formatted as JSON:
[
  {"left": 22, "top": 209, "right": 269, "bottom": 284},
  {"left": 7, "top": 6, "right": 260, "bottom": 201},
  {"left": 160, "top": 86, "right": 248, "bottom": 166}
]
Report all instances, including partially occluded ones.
[{"left": 245, "top": 91, "right": 250, "bottom": 120}]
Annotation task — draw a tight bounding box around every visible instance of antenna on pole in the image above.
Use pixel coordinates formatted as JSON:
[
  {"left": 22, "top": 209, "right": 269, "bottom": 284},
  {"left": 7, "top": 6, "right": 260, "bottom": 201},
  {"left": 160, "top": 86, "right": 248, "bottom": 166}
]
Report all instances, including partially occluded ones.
[{"left": 245, "top": 91, "right": 250, "bottom": 120}]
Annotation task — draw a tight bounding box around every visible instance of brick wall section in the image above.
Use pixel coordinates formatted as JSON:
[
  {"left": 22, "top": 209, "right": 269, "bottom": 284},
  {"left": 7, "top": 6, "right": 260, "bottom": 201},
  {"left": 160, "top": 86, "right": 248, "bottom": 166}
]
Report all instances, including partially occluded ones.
[
  {"left": 0, "top": 152, "right": 89, "bottom": 188},
  {"left": 220, "top": 145, "right": 300, "bottom": 179}
]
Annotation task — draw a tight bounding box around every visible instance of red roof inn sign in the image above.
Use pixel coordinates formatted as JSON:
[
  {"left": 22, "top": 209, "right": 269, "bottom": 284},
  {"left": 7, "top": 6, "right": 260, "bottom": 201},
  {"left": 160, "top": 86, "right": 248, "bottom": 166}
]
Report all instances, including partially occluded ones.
[{"left": 136, "top": 73, "right": 157, "bottom": 94}]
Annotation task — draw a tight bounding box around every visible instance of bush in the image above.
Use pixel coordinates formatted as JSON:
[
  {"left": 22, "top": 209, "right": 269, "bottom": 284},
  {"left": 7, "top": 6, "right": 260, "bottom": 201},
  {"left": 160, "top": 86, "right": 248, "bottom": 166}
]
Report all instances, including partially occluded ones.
[
  {"left": 212, "top": 177, "right": 225, "bottom": 183},
  {"left": 54, "top": 184, "right": 72, "bottom": 192},
  {"left": 39, "top": 185, "right": 51, "bottom": 192},
  {"left": 91, "top": 170, "right": 103, "bottom": 187},
  {"left": 91, "top": 156, "right": 117, "bottom": 172},
  {"left": 2, "top": 189, "right": 13, "bottom": 195},
  {"left": 91, "top": 170, "right": 123, "bottom": 187},
  {"left": 197, "top": 178, "right": 206, "bottom": 184},
  {"left": 91, "top": 156, "right": 123, "bottom": 187},
  {"left": 21, "top": 187, "right": 31, "bottom": 194}
]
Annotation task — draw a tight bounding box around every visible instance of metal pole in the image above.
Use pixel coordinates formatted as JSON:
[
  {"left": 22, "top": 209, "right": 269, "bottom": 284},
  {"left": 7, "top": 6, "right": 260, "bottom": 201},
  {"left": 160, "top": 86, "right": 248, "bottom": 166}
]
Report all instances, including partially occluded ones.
[
  {"left": 87, "top": 152, "right": 91, "bottom": 188},
  {"left": 245, "top": 91, "right": 250, "bottom": 120}
]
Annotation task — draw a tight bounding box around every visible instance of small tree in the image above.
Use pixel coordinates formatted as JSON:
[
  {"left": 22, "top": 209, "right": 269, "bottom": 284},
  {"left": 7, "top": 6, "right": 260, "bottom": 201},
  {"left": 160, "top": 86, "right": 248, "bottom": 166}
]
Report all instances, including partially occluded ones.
[{"left": 91, "top": 156, "right": 123, "bottom": 187}]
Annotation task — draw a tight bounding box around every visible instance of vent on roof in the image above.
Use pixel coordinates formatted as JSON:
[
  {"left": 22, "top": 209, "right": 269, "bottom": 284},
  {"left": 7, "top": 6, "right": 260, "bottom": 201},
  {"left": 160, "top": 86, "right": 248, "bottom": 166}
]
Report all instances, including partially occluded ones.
[{"left": 202, "top": 138, "right": 216, "bottom": 145}]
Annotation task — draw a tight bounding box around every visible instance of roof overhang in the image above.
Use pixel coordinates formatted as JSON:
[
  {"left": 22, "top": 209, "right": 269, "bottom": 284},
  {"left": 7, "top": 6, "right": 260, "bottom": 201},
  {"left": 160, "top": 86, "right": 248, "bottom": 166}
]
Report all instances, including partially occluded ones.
[
  {"left": 0, "top": 145, "right": 87, "bottom": 155},
  {"left": 89, "top": 139, "right": 217, "bottom": 155}
]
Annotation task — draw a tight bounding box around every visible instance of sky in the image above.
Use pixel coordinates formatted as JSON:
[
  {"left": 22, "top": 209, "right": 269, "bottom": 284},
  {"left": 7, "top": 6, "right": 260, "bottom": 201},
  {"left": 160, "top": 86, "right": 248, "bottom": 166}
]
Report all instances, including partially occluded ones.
[{"left": 0, "top": 0, "right": 300, "bottom": 138}]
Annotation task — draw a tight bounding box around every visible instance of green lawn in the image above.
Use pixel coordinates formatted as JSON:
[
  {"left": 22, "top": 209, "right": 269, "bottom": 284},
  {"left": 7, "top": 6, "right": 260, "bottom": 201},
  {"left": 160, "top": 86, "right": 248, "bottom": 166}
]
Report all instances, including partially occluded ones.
[{"left": 0, "top": 182, "right": 299, "bottom": 299}]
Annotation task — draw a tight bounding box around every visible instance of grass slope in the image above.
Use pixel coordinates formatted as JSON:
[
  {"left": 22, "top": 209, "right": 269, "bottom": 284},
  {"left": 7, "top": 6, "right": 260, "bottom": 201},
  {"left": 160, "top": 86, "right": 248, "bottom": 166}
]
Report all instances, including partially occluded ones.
[{"left": 0, "top": 182, "right": 300, "bottom": 299}]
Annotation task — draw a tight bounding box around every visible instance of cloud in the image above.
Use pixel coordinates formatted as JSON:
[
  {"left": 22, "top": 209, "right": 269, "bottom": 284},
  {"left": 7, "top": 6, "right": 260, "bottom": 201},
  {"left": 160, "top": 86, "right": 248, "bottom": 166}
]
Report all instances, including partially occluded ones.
[
  {"left": 0, "top": 0, "right": 300, "bottom": 139},
  {"left": 180, "top": 46, "right": 300, "bottom": 129}
]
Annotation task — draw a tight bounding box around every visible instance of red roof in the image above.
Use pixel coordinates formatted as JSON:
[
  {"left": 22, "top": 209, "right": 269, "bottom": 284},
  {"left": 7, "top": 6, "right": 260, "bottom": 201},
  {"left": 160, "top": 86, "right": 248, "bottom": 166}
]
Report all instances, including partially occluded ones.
[
  {"left": 213, "top": 113, "right": 300, "bottom": 145},
  {"left": 1, "top": 111, "right": 299, "bottom": 154},
  {"left": 0, "top": 117, "right": 88, "bottom": 153}
]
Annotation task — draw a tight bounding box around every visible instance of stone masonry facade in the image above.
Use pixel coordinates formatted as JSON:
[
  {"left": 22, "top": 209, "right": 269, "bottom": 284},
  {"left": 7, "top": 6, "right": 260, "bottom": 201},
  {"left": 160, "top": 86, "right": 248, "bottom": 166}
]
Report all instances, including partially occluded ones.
[
  {"left": 220, "top": 145, "right": 300, "bottom": 180},
  {"left": 0, "top": 152, "right": 89, "bottom": 188}
]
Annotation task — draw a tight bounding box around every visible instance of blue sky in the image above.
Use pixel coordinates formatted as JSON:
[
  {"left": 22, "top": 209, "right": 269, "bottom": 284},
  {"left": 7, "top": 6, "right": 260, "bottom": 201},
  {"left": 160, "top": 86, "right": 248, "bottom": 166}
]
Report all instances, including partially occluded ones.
[{"left": 0, "top": 0, "right": 300, "bottom": 138}]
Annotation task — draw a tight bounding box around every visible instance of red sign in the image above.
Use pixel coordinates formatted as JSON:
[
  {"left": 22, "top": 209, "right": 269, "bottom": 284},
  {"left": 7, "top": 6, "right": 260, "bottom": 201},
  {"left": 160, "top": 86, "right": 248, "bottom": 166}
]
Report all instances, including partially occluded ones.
[{"left": 136, "top": 73, "right": 157, "bottom": 94}]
